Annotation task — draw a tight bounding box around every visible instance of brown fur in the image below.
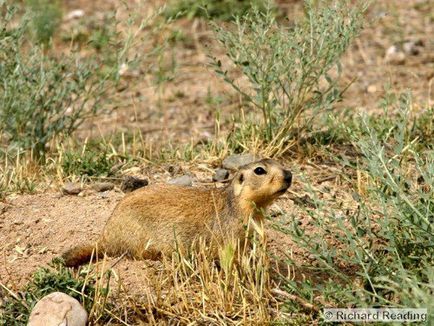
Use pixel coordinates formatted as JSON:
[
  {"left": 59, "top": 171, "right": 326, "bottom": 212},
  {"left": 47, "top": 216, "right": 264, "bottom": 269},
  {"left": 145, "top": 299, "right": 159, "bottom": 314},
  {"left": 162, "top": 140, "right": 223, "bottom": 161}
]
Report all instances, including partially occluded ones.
[{"left": 62, "top": 159, "right": 292, "bottom": 267}]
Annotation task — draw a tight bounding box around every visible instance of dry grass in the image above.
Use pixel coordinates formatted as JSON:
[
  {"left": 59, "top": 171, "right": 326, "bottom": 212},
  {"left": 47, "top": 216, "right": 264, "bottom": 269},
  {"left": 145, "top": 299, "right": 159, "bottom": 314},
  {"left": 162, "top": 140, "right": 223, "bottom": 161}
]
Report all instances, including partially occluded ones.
[{"left": 1, "top": 222, "right": 288, "bottom": 325}]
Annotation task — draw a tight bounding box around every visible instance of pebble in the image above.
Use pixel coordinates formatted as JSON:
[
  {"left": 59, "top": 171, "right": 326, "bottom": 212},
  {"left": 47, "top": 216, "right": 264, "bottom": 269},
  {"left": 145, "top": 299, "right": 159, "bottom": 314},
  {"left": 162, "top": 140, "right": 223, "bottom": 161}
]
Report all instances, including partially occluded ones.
[
  {"left": 121, "top": 176, "right": 148, "bottom": 193},
  {"left": 384, "top": 45, "right": 406, "bottom": 65},
  {"left": 212, "top": 168, "right": 230, "bottom": 182},
  {"left": 62, "top": 182, "right": 82, "bottom": 195},
  {"left": 92, "top": 182, "right": 115, "bottom": 192},
  {"left": 168, "top": 175, "right": 193, "bottom": 187},
  {"left": 366, "top": 85, "right": 377, "bottom": 94},
  {"left": 65, "top": 9, "right": 85, "bottom": 21},
  {"left": 77, "top": 189, "right": 95, "bottom": 197},
  {"left": 222, "top": 154, "right": 259, "bottom": 170},
  {"left": 28, "top": 292, "right": 87, "bottom": 326}
]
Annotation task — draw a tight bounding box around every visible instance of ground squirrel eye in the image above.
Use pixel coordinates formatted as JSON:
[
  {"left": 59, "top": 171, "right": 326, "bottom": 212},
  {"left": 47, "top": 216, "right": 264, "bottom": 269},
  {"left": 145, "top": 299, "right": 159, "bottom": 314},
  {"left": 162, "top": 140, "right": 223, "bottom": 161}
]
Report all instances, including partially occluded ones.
[
  {"left": 254, "top": 167, "right": 267, "bottom": 175},
  {"left": 239, "top": 173, "right": 244, "bottom": 183}
]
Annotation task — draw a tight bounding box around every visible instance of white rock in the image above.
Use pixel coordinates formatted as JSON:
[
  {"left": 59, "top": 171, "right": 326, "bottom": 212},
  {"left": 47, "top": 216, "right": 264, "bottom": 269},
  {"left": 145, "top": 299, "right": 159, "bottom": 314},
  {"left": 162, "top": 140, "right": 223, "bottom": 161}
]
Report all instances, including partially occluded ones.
[
  {"left": 28, "top": 292, "right": 87, "bottom": 326},
  {"left": 384, "top": 45, "right": 406, "bottom": 65},
  {"left": 366, "top": 84, "right": 377, "bottom": 94},
  {"left": 118, "top": 63, "right": 129, "bottom": 76},
  {"left": 65, "top": 10, "right": 85, "bottom": 21}
]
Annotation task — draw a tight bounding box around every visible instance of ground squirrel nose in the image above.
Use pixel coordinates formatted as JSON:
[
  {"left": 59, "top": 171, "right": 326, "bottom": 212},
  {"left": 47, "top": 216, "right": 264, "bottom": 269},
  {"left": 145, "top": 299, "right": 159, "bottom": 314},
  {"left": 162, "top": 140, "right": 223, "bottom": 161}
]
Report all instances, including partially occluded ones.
[{"left": 284, "top": 170, "right": 292, "bottom": 186}]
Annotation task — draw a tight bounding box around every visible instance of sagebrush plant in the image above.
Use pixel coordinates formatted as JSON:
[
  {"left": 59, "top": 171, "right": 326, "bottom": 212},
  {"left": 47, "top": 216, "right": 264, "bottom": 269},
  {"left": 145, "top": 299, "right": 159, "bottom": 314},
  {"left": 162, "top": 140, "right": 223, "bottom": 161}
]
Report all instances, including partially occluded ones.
[
  {"left": 0, "top": 3, "right": 160, "bottom": 161},
  {"left": 279, "top": 93, "right": 434, "bottom": 320},
  {"left": 212, "top": 0, "right": 367, "bottom": 156},
  {"left": 0, "top": 5, "right": 113, "bottom": 160}
]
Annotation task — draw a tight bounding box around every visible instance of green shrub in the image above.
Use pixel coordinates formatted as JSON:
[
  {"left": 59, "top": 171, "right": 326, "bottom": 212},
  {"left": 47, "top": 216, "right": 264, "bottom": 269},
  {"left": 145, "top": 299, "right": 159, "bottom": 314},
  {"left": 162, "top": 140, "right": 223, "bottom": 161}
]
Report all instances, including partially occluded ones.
[
  {"left": 165, "top": 0, "right": 269, "bottom": 21},
  {"left": 212, "top": 1, "right": 366, "bottom": 155},
  {"left": 278, "top": 93, "right": 434, "bottom": 320},
  {"left": 0, "top": 3, "right": 167, "bottom": 162},
  {"left": 25, "top": 0, "right": 62, "bottom": 45},
  {"left": 0, "top": 6, "right": 115, "bottom": 160}
]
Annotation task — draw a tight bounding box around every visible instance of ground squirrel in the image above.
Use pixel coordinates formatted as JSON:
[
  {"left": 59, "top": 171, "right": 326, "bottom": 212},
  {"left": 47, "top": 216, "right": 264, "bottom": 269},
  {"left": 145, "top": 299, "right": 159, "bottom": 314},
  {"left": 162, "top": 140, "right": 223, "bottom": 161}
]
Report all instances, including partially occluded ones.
[{"left": 62, "top": 159, "right": 292, "bottom": 267}]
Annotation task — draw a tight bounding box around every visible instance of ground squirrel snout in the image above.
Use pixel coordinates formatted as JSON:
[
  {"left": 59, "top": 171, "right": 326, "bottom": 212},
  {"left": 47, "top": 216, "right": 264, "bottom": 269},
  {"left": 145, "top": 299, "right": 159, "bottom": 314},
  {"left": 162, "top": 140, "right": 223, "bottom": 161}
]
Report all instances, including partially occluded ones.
[{"left": 62, "top": 159, "right": 292, "bottom": 267}]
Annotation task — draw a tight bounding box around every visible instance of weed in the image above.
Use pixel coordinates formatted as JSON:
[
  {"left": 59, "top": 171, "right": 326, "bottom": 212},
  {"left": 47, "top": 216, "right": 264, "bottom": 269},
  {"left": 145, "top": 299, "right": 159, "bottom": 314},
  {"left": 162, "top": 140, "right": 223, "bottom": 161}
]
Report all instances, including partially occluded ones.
[
  {"left": 212, "top": 0, "right": 366, "bottom": 156},
  {"left": 165, "top": 0, "right": 270, "bottom": 21},
  {"left": 0, "top": 150, "right": 38, "bottom": 198},
  {"left": 61, "top": 147, "right": 118, "bottom": 178},
  {"left": 25, "top": 0, "right": 62, "bottom": 46}
]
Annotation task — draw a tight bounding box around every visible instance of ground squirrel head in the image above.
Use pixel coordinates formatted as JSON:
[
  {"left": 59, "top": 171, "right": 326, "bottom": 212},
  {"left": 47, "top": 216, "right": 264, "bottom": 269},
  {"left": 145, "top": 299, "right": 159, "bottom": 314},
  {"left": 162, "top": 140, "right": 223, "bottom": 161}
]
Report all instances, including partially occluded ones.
[{"left": 232, "top": 159, "right": 292, "bottom": 209}]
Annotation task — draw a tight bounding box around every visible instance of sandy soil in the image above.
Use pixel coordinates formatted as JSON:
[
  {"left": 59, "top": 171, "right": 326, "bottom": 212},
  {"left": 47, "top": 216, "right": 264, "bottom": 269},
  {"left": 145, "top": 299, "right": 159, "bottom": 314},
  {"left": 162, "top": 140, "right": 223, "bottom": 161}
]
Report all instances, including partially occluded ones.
[{"left": 0, "top": 191, "right": 122, "bottom": 288}]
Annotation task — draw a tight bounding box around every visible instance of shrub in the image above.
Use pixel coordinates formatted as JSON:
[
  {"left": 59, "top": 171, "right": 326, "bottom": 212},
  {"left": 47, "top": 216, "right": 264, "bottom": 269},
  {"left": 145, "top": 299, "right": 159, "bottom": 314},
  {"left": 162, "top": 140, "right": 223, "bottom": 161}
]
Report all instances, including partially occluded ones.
[
  {"left": 278, "top": 93, "right": 434, "bottom": 320},
  {"left": 0, "top": 5, "right": 116, "bottom": 160},
  {"left": 25, "top": 0, "right": 62, "bottom": 46},
  {"left": 212, "top": 0, "right": 366, "bottom": 156},
  {"left": 165, "top": 0, "right": 269, "bottom": 21},
  {"left": 0, "top": 2, "right": 163, "bottom": 162}
]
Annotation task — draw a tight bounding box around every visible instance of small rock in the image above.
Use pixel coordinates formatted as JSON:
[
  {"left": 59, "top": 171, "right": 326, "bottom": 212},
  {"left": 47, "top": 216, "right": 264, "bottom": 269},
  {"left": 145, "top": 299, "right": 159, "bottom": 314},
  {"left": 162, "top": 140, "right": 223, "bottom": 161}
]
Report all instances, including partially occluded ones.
[
  {"left": 118, "top": 63, "right": 139, "bottom": 78},
  {"left": 119, "top": 63, "right": 129, "bottom": 76},
  {"left": 97, "top": 191, "right": 110, "bottom": 199},
  {"left": 366, "top": 84, "right": 377, "bottom": 94},
  {"left": 168, "top": 175, "right": 193, "bottom": 187},
  {"left": 222, "top": 154, "right": 259, "bottom": 170},
  {"left": 65, "top": 9, "right": 85, "bottom": 21},
  {"left": 121, "top": 176, "right": 148, "bottom": 193},
  {"left": 384, "top": 45, "right": 406, "bottom": 65},
  {"left": 77, "top": 189, "right": 95, "bottom": 197},
  {"left": 212, "top": 168, "right": 230, "bottom": 182},
  {"left": 92, "top": 182, "right": 115, "bottom": 192},
  {"left": 62, "top": 182, "right": 82, "bottom": 195},
  {"left": 28, "top": 292, "right": 87, "bottom": 326}
]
